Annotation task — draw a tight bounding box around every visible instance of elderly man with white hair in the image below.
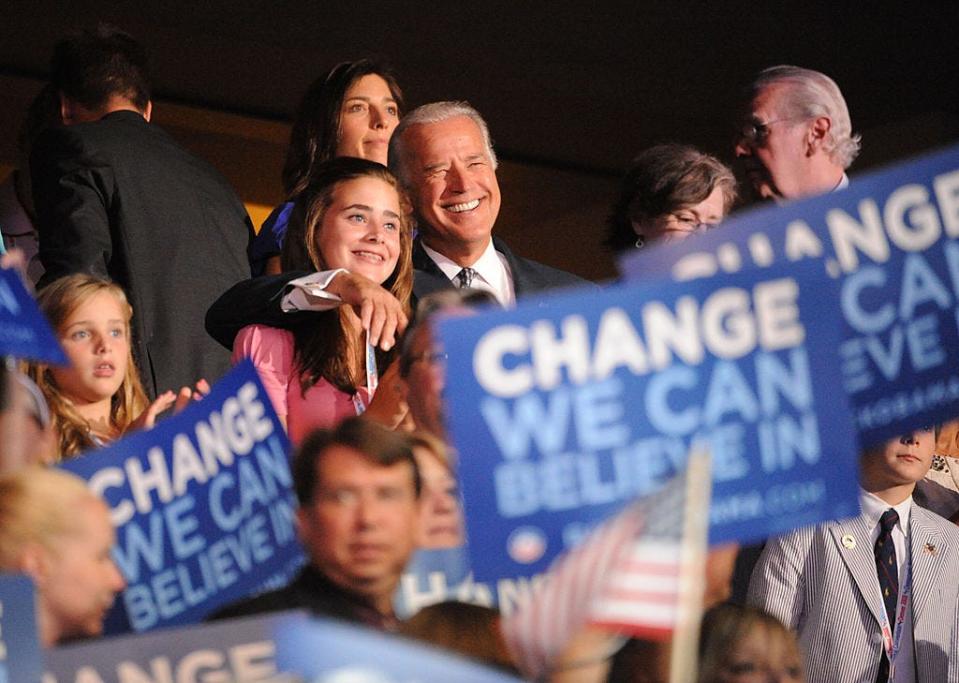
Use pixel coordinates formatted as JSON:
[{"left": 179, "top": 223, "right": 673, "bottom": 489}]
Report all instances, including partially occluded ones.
[{"left": 734, "top": 65, "right": 861, "bottom": 202}]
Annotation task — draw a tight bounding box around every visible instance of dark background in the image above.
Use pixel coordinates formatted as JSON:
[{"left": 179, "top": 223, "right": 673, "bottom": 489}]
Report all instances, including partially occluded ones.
[{"left": 2, "top": 1, "right": 957, "bottom": 279}]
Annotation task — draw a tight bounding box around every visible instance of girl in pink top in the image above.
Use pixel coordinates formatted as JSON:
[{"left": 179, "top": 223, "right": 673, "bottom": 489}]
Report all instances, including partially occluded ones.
[{"left": 233, "top": 158, "right": 412, "bottom": 444}]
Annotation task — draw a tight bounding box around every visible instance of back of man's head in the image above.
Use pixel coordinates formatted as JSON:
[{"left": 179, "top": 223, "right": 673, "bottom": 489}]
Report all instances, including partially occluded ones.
[{"left": 51, "top": 24, "right": 151, "bottom": 114}]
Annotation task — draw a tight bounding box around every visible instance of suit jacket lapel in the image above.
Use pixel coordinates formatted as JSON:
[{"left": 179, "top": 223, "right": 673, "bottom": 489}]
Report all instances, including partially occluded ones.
[
  {"left": 412, "top": 238, "right": 442, "bottom": 276},
  {"left": 830, "top": 515, "right": 885, "bottom": 627},
  {"left": 411, "top": 238, "right": 456, "bottom": 302},
  {"left": 909, "top": 508, "right": 944, "bottom": 629},
  {"left": 491, "top": 235, "right": 526, "bottom": 297}
]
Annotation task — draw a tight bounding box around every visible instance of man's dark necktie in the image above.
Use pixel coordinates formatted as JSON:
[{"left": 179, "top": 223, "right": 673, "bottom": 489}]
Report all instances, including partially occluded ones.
[
  {"left": 875, "top": 508, "right": 899, "bottom": 682},
  {"left": 457, "top": 267, "right": 476, "bottom": 288}
]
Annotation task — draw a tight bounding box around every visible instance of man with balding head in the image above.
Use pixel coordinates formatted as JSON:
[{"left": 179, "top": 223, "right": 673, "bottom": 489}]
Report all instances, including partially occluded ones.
[
  {"left": 730, "top": 69, "right": 861, "bottom": 605},
  {"left": 734, "top": 65, "right": 861, "bottom": 203}
]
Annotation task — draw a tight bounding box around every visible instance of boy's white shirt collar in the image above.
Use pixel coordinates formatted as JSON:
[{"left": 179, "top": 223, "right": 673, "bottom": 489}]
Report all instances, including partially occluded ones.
[{"left": 858, "top": 487, "right": 912, "bottom": 536}]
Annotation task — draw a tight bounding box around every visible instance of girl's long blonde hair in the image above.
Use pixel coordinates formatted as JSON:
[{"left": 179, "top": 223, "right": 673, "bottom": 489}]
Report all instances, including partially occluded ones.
[{"left": 27, "top": 274, "right": 148, "bottom": 460}]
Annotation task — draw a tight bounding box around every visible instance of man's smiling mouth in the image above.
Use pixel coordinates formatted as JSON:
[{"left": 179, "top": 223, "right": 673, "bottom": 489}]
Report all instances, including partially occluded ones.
[{"left": 444, "top": 199, "right": 480, "bottom": 213}]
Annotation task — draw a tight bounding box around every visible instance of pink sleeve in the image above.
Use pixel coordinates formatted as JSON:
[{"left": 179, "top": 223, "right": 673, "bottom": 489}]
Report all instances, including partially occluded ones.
[{"left": 232, "top": 324, "right": 295, "bottom": 418}]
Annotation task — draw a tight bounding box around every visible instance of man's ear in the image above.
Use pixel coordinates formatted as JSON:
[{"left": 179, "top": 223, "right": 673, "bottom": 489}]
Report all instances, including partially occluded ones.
[
  {"left": 143, "top": 100, "right": 153, "bottom": 122},
  {"left": 59, "top": 92, "right": 77, "bottom": 125},
  {"left": 806, "top": 116, "right": 831, "bottom": 156}
]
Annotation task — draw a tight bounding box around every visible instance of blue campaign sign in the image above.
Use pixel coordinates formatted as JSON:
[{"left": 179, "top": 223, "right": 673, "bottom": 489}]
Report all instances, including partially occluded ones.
[
  {"left": 274, "top": 615, "right": 522, "bottom": 682},
  {"left": 620, "top": 143, "right": 959, "bottom": 447},
  {"left": 0, "top": 268, "right": 66, "bottom": 364},
  {"left": 61, "top": 361, "right": 304, "bottom": 634},
  {"left": 438, "top": 261, "right": 860, "bottom": 583},
  {"left": 396, "top": 547, "right": 547, "bottom": 618},
  {"left": 397, "top": 546, "right": 477, "bottom": 617},
  {"left": 0, "top": 574, "right": 42, "bottom": 683},
  {"left": 44, "top": 611, "right": 307, "bottom": 682}
]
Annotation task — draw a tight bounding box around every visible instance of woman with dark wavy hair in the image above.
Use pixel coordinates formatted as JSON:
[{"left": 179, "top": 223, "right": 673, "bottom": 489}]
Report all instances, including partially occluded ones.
[{"left": 250, "top": 59, "right": 404, "bottom": 276}]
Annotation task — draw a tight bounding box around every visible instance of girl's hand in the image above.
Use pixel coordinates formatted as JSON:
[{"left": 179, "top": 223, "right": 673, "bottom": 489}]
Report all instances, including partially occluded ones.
[
  {"left": 172, "top": 379, "right": 211, "bottom": 413},
  {"left": 130, "top": 379, "right": 211, "bottom": 432},
  {"left": 130, "top": 390, "right": 178, "bottom": 431}
]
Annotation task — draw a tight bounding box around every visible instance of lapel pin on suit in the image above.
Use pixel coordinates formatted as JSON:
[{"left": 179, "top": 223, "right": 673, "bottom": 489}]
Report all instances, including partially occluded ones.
[
  {"left": 923, "top": 542, "right": 937, "bottom": 555},
  {"left": 841, "top": 534, "right": 856, "bottom": 549}
]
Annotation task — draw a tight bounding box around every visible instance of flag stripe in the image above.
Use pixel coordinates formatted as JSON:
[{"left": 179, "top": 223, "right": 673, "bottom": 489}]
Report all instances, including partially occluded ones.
[
  {"left": 601, "top": 589, "right": 681, "bottom": 604},
  {"left": 606, "top": 574, "right": 682, "bottom": 592},
  {"left": 587, "top": 622, "right": 675, "bottom": 642},
  {"left": 591, "top": 603, "right": 681, "bottom": 624}
]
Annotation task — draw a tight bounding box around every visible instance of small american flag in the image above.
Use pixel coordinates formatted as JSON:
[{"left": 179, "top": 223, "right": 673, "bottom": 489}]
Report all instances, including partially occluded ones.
[{"left": 500, "top": 450, "right": 711, "bottom": 680}]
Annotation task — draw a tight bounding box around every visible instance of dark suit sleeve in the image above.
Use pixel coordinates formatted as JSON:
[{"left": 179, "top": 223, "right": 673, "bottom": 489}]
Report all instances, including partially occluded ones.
[
  {"left": 31, "top": 127, "right": 115, "bottom": 287},
  {"left": 205, "top": 271, "right": 316, "bottom": 349}
]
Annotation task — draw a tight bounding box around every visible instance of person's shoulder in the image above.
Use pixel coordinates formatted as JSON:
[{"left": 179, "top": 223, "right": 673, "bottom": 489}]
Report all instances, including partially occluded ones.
[
  {"left": 33, "top": 111, "right": 154, "bottom": 164},
  {"left": 493, "top": 236, "right": 596, "bottom": 292},
  {"left": 74, "top": 112, "right": 221, "bottom": 174},
  {"left": 72, "top": 110, "right": 152, "bottom": 145},
  {"left": 764, "top": 521, "right": 825, "bottom": 553},
  {"left": 207, "top": 584, "right": 300, "bottom": 621},
  {"left": 913, "top": 502, "right": 959, "bottom": 540},
  {"left": 911, "top": 504, "right": 959, "bottom": 582},
  {"left": 31, "top": 121, "right": 89, "bottom": 161},
  {"left": 516, "top": 255, "right": 593, "bottom": 287}
]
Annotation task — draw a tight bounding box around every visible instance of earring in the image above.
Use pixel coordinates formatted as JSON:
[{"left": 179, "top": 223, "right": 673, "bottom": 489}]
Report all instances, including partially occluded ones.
[{"left": 634, "top": 235, "right": 645, "bottom": 249}]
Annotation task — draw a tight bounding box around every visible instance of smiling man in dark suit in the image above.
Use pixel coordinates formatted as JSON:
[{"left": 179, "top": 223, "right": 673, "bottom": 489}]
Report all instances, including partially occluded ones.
[
  {"left": 31, "top": 25, "right": 253, "bottom": 398},
  {"left": 388, "top": 101, "right": 588, "bottom": 306}
]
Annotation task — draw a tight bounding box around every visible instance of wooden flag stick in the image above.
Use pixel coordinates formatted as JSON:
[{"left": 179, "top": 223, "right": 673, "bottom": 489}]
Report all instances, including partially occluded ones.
[{"left": 668, "top": 447, "right": 712, "bottom": 683}]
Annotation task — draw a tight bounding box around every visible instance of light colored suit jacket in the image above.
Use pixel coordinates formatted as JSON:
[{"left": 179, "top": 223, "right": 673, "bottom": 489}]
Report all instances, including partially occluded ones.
[{"left": 748, "top": 504, "right": 959, "bottom": 682}]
